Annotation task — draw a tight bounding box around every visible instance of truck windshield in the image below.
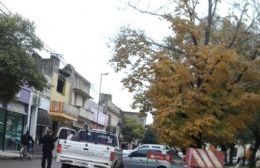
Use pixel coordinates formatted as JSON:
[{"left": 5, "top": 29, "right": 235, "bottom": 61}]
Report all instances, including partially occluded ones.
[{"left": 78, "top": 131, "right": 118, "bottom": 147}]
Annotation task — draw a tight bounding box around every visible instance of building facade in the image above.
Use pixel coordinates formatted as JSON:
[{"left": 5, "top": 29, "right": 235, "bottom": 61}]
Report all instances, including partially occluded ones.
[
  {"left": 0, "top": 87, "right": 31, "bottom": 150},
  {"left": 63, "top": 64, "right": 94, "bottom": 130},
  {"left": 99, "top": 94, "right": 122, "bottom": 135}
]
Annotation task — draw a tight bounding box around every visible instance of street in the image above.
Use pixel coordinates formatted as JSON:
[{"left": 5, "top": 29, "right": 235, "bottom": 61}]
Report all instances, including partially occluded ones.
[{"left": 0, "top": 158, "right": 61, "bottom": 168}]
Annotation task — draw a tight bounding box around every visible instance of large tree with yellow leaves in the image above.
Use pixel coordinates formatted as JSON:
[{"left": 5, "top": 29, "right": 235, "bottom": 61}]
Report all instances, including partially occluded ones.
[{"left": 110, "top": 0, "right": 260, "bottom": 152}]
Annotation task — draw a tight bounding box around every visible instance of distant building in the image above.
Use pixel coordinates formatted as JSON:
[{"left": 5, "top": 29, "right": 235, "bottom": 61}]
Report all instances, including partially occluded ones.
[
  {"left": 99, "top": 93, "right": 122, "bottom": 135},
  {"left": 85, "top": 99, "right": 109, "bottom": 130},
  {"left": 63, "top": 64, "right": 94, "bottom": 130},
  {"left": 122, "top": 111, "right": 146, "bottom": 127}
]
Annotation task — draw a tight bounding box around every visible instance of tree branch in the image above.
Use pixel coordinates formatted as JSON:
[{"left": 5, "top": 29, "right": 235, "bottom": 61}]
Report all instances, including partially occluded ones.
[
  {"left": 232, "top": 67, "right": 248, "bottom": 85},
  {"left": 128, "top": 3, "right": 164, "bottom": 17},
  {"left": 145, "top": 37, "right": 185, "bottom": 55},
  {"left": 205, "top": 0, "right": 213, "bottom": 45},
  {"left": 228, "top": 2, "right": 248, "bottom": 48}
]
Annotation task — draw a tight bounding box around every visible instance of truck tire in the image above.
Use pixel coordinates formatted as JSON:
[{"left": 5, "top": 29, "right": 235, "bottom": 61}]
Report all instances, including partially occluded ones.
[{"left": 61, "top": 163, "right": 71, "bottom": 168}]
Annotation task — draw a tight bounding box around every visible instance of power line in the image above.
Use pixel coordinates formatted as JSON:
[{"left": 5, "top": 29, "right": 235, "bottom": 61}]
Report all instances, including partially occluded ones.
[
  {"left": 0, "top": 7, "right": 7, "bottom": 16},
  {"left": 0, "top": 1, "right": 12, "bottom": 14},
  {"left": 0, "top": 0, "right": 66, "bottom": 66}
]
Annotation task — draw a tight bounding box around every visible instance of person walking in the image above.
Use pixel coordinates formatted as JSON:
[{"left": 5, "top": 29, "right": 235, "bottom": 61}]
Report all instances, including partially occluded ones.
[
  {"left": 21, "top": 130, "right": 34, "bottom": 154},
  {"left": 39, "top": 128, "right": 57, "bottom": 168}
]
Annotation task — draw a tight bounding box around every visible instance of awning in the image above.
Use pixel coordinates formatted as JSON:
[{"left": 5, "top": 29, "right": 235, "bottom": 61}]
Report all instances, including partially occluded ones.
[
  {"left": 37, "top": 109, "right": 52, "bottom": 127},
  {"left": 49, "top": 112, "right": 77, "bottom": 121}
]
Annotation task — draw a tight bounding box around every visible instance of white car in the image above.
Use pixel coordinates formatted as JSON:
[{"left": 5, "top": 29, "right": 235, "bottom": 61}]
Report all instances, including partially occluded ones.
[{"left": 123, "top": 144, "right": 170, "bottom": 156}]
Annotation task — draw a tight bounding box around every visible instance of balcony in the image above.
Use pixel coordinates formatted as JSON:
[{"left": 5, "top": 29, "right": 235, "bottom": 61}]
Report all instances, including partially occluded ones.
[
  {"left": 72, "top": 75, "right": 92, "bottom": 99},
  {"left": 50, "top": 101, "right": 78, "bottom": 121},
  {"left": 78, "top": 107, "right": 94, "bottom": 121}
]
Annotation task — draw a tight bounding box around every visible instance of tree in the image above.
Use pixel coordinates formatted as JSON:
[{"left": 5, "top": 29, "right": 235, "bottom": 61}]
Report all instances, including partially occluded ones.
[
  {"left": 121, "top": 117, "right": 145, "bottom": 143},
  {"left": 0, "top": 14, "right": 46, "bottom": 104},
  {"left": 142, "top": 125, "right": 158, "bottom": 144},
  {"left": 238, "top": 111, "right": 260, "bottom": 167},
  {"left": 110, "top": 0, "right": 260, "bottom": 154}
]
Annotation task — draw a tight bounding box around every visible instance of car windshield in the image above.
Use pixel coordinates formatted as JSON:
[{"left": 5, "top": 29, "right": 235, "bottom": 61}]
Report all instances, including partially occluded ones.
[{"left": 78, "top": 130, "right": 118, "bottom": 147}]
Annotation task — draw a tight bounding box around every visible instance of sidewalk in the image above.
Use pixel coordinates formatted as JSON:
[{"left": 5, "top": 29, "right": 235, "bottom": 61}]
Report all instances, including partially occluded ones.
[
  {"left": 0, "top": 150, "right": 41, "bottom": 160},
  {"left": 0, "top": 150, "right": 20, "bottom": 160}
]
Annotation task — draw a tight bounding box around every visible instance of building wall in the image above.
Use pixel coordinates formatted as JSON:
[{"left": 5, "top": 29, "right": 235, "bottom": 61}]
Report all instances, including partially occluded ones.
[
  {"left": 109, "top": 112, "right": 120, "bottom": 128},
  {"left": 123, "top": 112, "right": 146, "bottom": 127},
  {"left": 50, "top": 73, "right": 71, "bottom": 103}
]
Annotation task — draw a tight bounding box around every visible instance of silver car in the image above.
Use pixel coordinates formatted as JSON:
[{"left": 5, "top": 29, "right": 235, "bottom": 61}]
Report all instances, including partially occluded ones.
[{"left": 123, "top": 148, "right": 183, "bottom": 168}]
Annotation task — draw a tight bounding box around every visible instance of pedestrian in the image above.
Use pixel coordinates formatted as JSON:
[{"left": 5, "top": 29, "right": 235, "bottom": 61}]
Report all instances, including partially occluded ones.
[
  {"left": 39, "top": 128, "right": 57, "bottom": 168},
  {"left": 21, "top": 130, "right": 34, "bottom": 154}
]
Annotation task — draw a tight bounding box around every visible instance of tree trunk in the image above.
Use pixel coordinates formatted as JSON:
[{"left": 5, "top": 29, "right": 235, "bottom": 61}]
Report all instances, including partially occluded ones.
[{"left": 249, "top": 139, "right": 260, "bottom": 168}]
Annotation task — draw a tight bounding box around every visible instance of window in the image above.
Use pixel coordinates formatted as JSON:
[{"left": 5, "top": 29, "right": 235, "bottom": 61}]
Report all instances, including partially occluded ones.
[
  {"left": 152, "top": 146, "right": 161, "bottom": 149},
  {"left": 58, "top": 129, "right": 76, "bottom": 140},
  {"left": 57, "top": 76, "right": 65, "bottom": 94},
  {"left": 138, "top": 145, "right": 149, "bottom": 149},
  {"left": 108, "top": 114, "right": 112, "bottom": 125},
  {"left": 78, "top": 131, "right": 118, "bottom": 147},
  {"left": 130, "top": 149, "right": 148, "bottom": 158}
]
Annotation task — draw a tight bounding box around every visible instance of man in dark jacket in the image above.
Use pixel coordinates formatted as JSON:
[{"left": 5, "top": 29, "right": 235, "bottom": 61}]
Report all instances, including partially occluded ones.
[
  {"left": 21, "top": 130, "right": 34, "bottom": 153},
  {"left": 39, "top": 128, "right": 57, "bottom": 168}
]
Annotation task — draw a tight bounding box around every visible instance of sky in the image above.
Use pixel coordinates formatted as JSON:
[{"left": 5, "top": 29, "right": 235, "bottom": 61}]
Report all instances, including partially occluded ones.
[
  {"left": 0, "top": 0, "right": 173, "bottom": 124},
  {"left": 0, "top": 0, "right": 233, "bottom": 125}
]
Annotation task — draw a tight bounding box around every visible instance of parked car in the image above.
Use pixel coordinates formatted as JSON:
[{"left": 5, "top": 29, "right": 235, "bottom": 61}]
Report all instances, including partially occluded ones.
[
  {"left": 56, "top": 127, "right": 123, "bottom": 168},
  {"left": 123, "top": 148, "right": 183, "bottom": 168},
  {"left": 123, "top": 144, "right": 170, "bottom": 156}
]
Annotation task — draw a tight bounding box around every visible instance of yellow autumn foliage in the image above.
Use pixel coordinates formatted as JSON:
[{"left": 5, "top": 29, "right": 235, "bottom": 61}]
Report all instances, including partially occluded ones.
[{"left": 111, "top": 0, "right": 260, "bottom": 148}]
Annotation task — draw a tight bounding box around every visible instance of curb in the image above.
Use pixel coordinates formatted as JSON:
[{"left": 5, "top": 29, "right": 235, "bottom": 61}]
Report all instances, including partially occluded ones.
[{"left": 0, "top": 154, "right": 42, "bottom": 160}]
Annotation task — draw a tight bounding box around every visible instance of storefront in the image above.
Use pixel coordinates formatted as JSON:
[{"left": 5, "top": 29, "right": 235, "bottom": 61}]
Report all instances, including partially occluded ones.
[
  {"left": 0, "top": 87, "right": 30, "bottom": 151},
  {"left": 0, "top": 101, "right": 27, "bottom": 150},
  {"left": 4, "top": 110, "right": 25, "bottom": 150}
]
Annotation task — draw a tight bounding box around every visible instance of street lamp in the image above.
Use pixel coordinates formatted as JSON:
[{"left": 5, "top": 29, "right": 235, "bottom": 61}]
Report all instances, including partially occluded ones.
[{"left": 97, "top": 72, "right": 108, "bottom": 125}]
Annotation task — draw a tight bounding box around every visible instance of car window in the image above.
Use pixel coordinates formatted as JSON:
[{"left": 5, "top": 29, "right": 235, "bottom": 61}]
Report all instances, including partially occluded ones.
[
  {"left": 151, "top": 146, "right": 161, "bottom": 149},
  {"left": 130, "top": 149, "right": 149, "bottom": 157},
  {"left": 78, "top": 131, "right": 118, "bottom": 147},
  {"left": 58, "top": 128, "right": 76, "bottom": 140},
  {"left": 149, "top": 149, "right": 162, "bottom": 153},
  {"left": 138, "top": 145, "right": 149, "bottom": 149}
]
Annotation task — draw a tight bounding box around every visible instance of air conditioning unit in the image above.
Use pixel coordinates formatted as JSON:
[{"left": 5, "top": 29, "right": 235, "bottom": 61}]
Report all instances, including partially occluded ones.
[{"left": 32, "top": 95, "right": 41, "bottom": 106}]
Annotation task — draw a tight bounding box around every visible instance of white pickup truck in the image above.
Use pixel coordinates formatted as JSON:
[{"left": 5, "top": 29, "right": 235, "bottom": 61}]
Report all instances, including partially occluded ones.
[{"left": 56, "top": 127, "right": 123, "bottom": 168}]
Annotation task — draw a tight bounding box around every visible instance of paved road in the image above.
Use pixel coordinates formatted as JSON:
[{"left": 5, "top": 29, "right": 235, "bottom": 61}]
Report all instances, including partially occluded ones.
[{"left": 0, "top": 158, "right": 61, "bottom": 168}]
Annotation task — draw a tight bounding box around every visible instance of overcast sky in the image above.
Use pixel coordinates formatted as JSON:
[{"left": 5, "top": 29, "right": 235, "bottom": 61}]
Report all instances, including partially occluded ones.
[
  {"left": 1, "top": 0, "right": 175, "bottom": 124},
  {"left": 1, "top": 0, "right": 234, "bottom": 124}
]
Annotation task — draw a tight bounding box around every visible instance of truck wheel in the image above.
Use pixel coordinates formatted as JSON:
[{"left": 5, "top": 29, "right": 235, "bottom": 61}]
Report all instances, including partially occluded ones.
[{"left": 61, "top": 163, "right": 71, "bottom": 168}]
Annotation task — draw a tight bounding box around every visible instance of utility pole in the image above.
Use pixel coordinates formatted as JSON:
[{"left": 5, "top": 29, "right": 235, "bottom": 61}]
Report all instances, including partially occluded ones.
[{"left": 97, "top": 73, "right": 108, "bottom": 126}]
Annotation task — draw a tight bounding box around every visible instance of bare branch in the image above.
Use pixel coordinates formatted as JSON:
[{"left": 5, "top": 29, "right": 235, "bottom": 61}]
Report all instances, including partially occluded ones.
[
  {"left": 205, "top": 0, "right": 213, "bottom": 45},
  {"left": 183, "top": 0, "right": 202, "bottom": 22},
  {"left": 212, "top": 0, "right": 218, "bottom": 18},
  {"left": 228, "top": 2, "right": 248, "bottom": 48},
  {"left": 128, "top": 3, "right": 164, "bottom": 17},
  {"left": 145, "top": 36, "right": 184, "bottom": 55}
]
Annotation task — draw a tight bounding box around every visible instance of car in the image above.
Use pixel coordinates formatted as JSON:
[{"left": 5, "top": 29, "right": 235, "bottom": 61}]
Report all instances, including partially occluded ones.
[
  {"left": 123, "top": 148, "right": 183, "bottom": 168},
  {"left": 123, "top": 144, "right": 170, "bottom": 156}
]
